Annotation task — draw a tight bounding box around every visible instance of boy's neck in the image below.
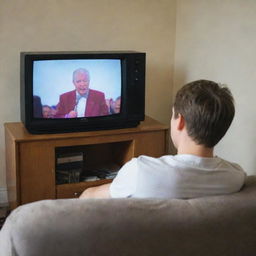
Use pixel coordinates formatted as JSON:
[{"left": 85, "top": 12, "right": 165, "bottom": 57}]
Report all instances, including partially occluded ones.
[{"left": 177, "top": 140, "right": 214, "bottom": 158}]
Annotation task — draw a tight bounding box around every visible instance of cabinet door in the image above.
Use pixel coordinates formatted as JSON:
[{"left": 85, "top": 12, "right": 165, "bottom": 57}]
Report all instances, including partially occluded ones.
[{"left": 19, "top": 141, "right": 56, "bottom": 204}]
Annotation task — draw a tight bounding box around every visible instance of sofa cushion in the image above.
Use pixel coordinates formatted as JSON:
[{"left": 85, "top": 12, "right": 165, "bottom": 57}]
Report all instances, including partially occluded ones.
[{"left": 0, "top": 176, "right": 256, "bottom": 256}]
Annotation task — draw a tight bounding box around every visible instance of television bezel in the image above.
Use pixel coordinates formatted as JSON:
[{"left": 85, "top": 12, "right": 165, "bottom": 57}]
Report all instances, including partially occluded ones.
[{"left": 20, "top": 51, "right": 145, "bottom": 134}]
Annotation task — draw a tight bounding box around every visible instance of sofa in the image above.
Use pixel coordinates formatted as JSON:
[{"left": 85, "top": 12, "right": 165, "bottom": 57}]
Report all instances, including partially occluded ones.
[{"left": 0, "top": 176, "right": 256, "bottom": 256}]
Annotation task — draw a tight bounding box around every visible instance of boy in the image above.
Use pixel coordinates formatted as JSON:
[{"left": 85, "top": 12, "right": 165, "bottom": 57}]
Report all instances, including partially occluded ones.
[{"left": 79, "top": 80, "right": 246, "bottom": 199}]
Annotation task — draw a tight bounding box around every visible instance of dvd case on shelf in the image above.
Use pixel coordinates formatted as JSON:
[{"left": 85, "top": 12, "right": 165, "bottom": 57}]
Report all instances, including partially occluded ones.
[
  {"left": 56, "top": 152, "right": 84, "bottom": 184},
  {"left": 56, "top": 151, "right": 121, "bottom": 184}
]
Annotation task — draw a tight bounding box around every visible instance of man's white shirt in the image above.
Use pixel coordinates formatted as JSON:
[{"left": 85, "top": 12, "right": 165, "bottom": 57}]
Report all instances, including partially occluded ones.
[
  {"left": 76, "top": 92, "right": 87, "bottom": 117},
  {"left": 110, "top": 154, "right": 246, "bottom": 199}
]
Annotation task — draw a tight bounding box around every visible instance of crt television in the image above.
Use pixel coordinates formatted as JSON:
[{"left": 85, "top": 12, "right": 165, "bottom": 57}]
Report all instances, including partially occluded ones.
[{"left": 20, "top": 51, "right": 146, "bottom": 134}]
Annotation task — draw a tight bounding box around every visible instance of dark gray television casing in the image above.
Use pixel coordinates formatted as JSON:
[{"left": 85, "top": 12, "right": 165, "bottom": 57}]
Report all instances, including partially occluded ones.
[{"left": 20, "top": 51, "right": 145, "bottom": 134}]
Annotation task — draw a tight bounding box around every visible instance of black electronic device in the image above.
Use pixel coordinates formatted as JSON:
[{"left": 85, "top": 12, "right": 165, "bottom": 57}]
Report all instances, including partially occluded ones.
[{"left": 20, "top": 51, "right": 145, "bottom": 134}]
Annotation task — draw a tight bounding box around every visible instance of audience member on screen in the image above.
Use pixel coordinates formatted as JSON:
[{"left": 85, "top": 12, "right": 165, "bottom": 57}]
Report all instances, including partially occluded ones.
[
  {"left": 113, "top": 96, "right": 121, "bottom": 113},
  {"left": 55, "top": 68, "right": 109, "bottom": 118},
  {"left": 42, "top": 105, "right": 53, "bottom": 118},
  {"left": 79, "top": 79, "right": 246, "bottom": 199},
  {"left": 105, "top": 98, "right": 114, "bottom": 114},
  {"left": 51, "top": 105, "right": 57, "bottom": 117},
  {"left": 107, "top": 96, "right": 121, "bottom": 114},
  {"left": 33, "top": 95, "right": 43, "bottom": 118}
]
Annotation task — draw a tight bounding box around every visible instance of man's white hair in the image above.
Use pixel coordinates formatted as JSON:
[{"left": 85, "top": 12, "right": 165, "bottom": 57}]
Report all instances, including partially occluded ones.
[{"left": 73, "top": 68, "right": 90, "bottom": 81}]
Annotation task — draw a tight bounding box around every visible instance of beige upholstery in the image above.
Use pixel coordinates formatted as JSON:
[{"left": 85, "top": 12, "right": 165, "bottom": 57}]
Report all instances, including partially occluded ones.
[{"left": 0, "top": 176, "right": 256, "bottom": 256}]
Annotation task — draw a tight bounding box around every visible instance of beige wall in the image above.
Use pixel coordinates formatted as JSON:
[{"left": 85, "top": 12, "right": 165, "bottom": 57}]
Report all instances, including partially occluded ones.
[
  {"left": 174, "top": 0, "right": 256, "bottom": 175},
  {"left": 0, "top": 0, "right": 176, "bottom": 190},
  {"left": 2, "top": 0, "right": 254, "bottom": 198}
]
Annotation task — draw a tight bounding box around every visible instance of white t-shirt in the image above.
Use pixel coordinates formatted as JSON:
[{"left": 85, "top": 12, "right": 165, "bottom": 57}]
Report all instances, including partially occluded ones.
[{"left": 110, "top": 154, "right": 246, "bottom": 199}]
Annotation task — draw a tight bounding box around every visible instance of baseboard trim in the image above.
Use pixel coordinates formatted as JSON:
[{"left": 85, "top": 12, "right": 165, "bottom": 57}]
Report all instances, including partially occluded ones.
[{"left": 0, "top": 187, "right": 8, "bottom": 205}]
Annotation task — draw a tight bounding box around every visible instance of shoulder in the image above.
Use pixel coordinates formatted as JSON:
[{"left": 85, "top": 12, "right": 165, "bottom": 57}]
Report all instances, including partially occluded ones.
[
  {"left": 135, "top": 155, "right": 181, "bottom": 181},
  {"left": 109, "top": 158, "right": 139, "bottom": 198},
  {"left": 60, "top": 90, "right": 76, "bottom": 99},
  {"left": 137, "top": 155, "right": 177, "bottom": 168},
  {"left": 118, "top": 158, "right": 139, "bottom": 173},
  {"left": 217, "top": 158, "right": 247, "bottom": 184},
  {"left": 217, "top": 157, "right": 245, "bottom": 174},
  {"left": 211, "top": 157, "right": 247, "bottom": 193},
  {"left": 118, "top": 155, "right": 177, "bottom": 172},
  {"left": 88, "top": 89, "right": 105, "bottom": 98}
]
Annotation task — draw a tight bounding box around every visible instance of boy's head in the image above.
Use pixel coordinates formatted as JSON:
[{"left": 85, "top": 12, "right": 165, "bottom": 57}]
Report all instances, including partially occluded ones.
[{"left": 172, "top": 79, "right": 235, "bottom": 148}]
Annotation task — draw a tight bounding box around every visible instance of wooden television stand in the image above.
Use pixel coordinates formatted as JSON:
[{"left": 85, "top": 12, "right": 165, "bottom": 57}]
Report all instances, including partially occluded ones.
[{"left": 5, "top": 116, "right": 169, "bottom": 210}]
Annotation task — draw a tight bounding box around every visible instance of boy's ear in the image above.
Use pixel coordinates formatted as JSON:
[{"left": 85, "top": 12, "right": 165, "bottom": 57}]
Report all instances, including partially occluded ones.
[{"left": 177, "top": 114, "right": 185, "bottom": 131}]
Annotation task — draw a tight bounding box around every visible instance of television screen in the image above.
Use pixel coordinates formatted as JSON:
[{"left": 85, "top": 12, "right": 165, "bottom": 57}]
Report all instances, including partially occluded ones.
[
  {"left": 33, "top": 59, "right": 122, "bottom": 119},
  {"left": 21, "top": 51, "right": 145, "bottom": 134}
]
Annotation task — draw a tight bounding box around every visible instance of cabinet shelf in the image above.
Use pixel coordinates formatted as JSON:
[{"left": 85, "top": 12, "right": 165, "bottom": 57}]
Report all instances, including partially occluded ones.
[{"left": 5, "top": 116, "right": 169, "bottom": 210}]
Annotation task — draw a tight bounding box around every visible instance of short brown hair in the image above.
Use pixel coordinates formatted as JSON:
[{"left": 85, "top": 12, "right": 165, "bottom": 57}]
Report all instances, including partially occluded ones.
[{"left": 173, "top": 80, "right": 235, "bottom": 148}]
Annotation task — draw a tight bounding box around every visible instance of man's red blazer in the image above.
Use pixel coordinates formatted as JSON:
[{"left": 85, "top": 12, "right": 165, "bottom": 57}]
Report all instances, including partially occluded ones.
[{"left": 55, "top": 89, "right": 109, "bottom": 118}]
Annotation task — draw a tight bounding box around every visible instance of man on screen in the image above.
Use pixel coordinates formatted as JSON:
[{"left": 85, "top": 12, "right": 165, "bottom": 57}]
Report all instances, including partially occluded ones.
[{"left": 55, "top": 68, "right": 109, "bottom": 118}]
